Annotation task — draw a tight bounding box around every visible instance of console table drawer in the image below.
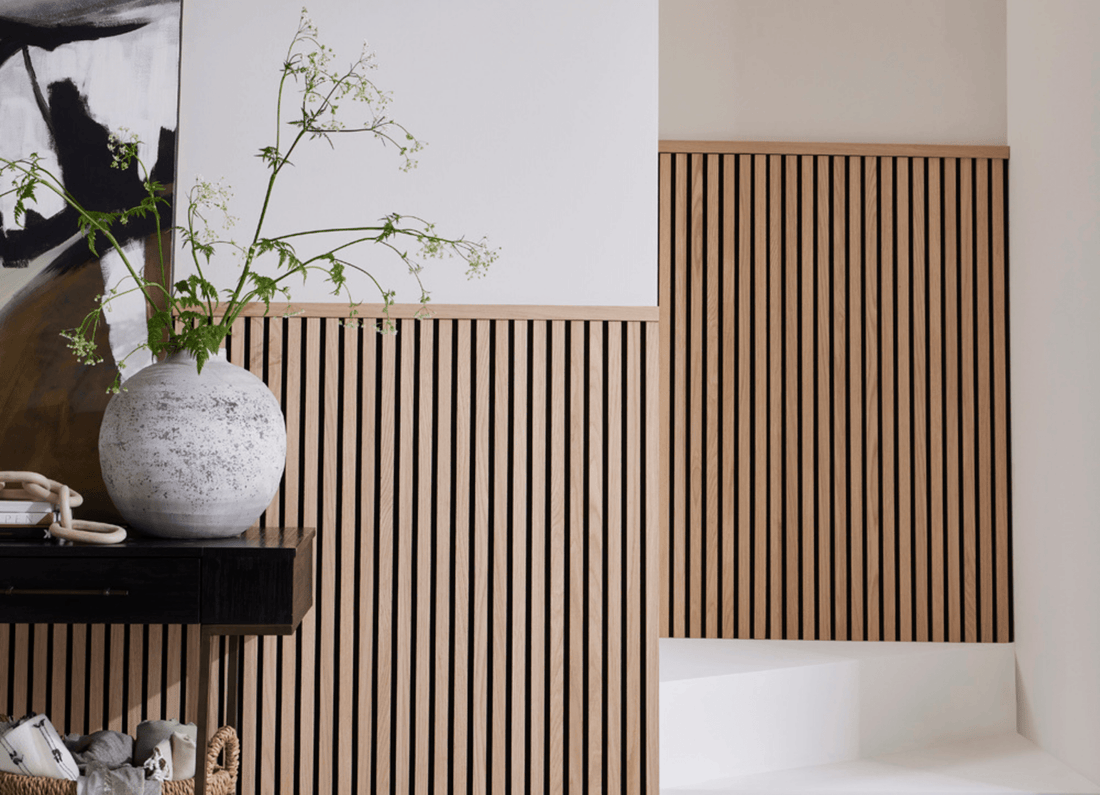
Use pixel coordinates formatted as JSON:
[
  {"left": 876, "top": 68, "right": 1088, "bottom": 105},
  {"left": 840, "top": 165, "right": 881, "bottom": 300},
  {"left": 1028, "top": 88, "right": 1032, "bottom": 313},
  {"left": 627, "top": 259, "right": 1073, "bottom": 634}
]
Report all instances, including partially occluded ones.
[{"left": 0, "top": 557, "right": 200, "bottom": 624}]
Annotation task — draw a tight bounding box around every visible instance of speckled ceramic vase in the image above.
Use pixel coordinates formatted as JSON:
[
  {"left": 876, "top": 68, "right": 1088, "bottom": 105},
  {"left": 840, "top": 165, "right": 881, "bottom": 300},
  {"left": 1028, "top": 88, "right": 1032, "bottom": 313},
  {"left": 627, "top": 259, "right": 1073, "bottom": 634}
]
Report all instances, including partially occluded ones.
[{"left": 98, "top": 350, "right": 287, "bottom": 539}]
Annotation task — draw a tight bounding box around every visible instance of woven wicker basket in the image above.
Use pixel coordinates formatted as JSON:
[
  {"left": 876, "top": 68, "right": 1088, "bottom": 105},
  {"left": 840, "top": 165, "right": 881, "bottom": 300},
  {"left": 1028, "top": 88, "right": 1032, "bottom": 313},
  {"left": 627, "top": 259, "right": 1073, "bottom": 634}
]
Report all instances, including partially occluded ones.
[{"left": 0, "top": 720, "right": 238, "bottom": 795}]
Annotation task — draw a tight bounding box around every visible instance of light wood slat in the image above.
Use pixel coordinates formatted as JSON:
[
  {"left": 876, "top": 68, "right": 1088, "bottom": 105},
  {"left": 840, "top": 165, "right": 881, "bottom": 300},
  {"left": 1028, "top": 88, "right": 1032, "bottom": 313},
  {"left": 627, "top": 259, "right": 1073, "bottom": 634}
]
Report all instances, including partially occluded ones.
[
  {"left": 548, "top": 320, "right": 566, "bottom": 795},
  {"left": 70, "top": 626, "right": 87, "bottom": 734},
  {"left": 935, "top": 158, "right": 951, "bottom": 644},
  {"left": 800, "top": 155, "right": 816, "bottom": 640},
  {"left": 492, "top": 322, "right": 509, "bottom": 795},
  {"left": 625, "top": 322, "right": 643, "bottom": 795},
  {"left": 976, "top": 159, "right": 994, "bottom": 643},
  {"left": 816, "top": 155, "right": 833, "bottom": 640},
  {"left": 433, "top": 321, "right": 455, "bottom": 795},
  {"left": 146, "top": 624, "right": 162, "bottom": 721},
  {"left": 754, "top": 153, "right": 768, "bottom": 639},
  {"left": 568, "top": 321, "right": 585, "bottom": 794},
  {"left": 738, "top": 155, "right": 753, "bottom": 639},
  {"left": 51, "top": 627, "right": 66, "bottom": 730},
  {"left": 185, "top": 625, "right": 200, "bottom": 732},
  {"left": 298, "top": 317, "right": 321, "bottom": 795},
  {"left": 164, "top": 625, "right": 182, "bottom": 736},
  {"left": 0, "top": 627, "right": 7, "bottom": 719},
  {"left": 356, "top": 324, "right": 378, "bottom": 793},
  {"left": 127, "top": 625, "right": 142, "bottom": 733},
  {"left": 374, "top": 329, "right": 396, "bottom": 795},
  {"left": 587, "top": 321, "right": 605, "bottom": 794},
  {"left": 394, "top": 322, "right": 416, "bottom": 795},
  {"left": 645, "top": 323, "right": 661, "bottom": 794},
  {"left": 960, "top": 159, "right": 978, "bottom": 643},
  {"left": 945, "top": 158, "right": 962, "bottom": 643},
  {"left": 510, "top": 321, "right": 530, "bottom": 795},
  {"left": 880, "top": 157, "right": 897, "bottom": 643},
  {"left": 768, "top": 154, "right": 782, "bottom": 638},
  {"left": 848, "top": 155, "right": 864, "bottom": 640},
  {"left": 706, "top": 154, "right": 721, "bottom": 639},
  {"left": 108, "top": 624, "right": 124, "bottom": 731},
  {"left": 339, "top": 323, "right": 359, "bottom": 795},
  {"left": 672, "top": 153, "right": 688, "bottom": 638},
  {"left": 911, "top": 157, "right": 929, "bottom": 643},
  {"left": 721, "top": 155, "right": 737, "bottom": 639},
  {"left": 689, "top": 154, "right": 705, "bottom": 639},
  {"left": 785, "top": 155, "right": 800, "bottom": 638},
  {"left": 240, "top": 634, "right": 257, "bottom": 795},
  {"left": 658, "top": 153, "right": 672, "bottom": 641},
  {"left": 316, "top": 318, "right": 339, "bottom": 795},
  {"left": 30, "top": 626, "right": 46, "bottom": 715},
  {"left": 223, "top": 302, "right": 659, "bottom": 322},
  {"left": 606, "top": 321, "right": 624, "bottom": 794},
  {"left": 412, "top": 322, "right": 433, "bottom": 795},
  {"left": 832, "top": 155, "right": 849, "bottom": 640},
  {"left": 473, "top": 319, "right": 492, "bottom": 795},
  {"left": 452, "top": 320, "right": 472, "bottom": 794},
  {"left": 896, "top": 158, "right": 913, "bottom": 642},
  {"left": 528, "top": 321, "right": 547, "bottom": 795},
  {"left": 84, "top": 625, "right": 101, "bottom": 728},
  {"left": 659, "top": 140, "right": 1010, "bottom": 159},
  {"left": 992, "top": 164, "right": 1010, "bottom": 643},
  {"left": 864, "top": 156, "right": 881, "bottom": 641}
]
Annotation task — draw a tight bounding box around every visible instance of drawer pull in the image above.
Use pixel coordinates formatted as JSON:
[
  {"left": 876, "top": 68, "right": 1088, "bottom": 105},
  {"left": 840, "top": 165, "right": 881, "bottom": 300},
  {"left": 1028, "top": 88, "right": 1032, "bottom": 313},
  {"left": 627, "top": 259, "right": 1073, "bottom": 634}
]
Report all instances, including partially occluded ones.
[{"left": 3, "top": 587, "right": 129, "bottom": 597}]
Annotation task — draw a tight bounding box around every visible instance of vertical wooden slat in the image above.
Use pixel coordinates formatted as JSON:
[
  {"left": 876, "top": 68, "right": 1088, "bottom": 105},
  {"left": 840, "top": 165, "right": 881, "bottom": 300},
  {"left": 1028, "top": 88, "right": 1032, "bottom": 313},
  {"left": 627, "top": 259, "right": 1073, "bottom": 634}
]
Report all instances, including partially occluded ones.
[
  {"left": 721, "top": 155, "right": 737, "bottom": 639},
  {"left": 434, "top": 321, "right": 455, "bottom": 795},
  {"left": 658, "top": 153, "right": 672, "bottom": 641},
  {"left": 935, "top": 158, "right": 952, "bottom": 644},
  {"left": 754, "top": 153, "right": 768, "bottom": 639},
  {"left": 896, "top": 158, "right": 913, "bottom": 642},
  {"left": 163, "top": 624, "right": 181, "bottom": 733},
  {"left": 587, "top": 321, "right": 605, "bottom": 795},
  {"left": 356, "top": 323, "right": 377, "bottom": 793},
  {"left": 473, "top": 319, "right": 491, "bottom": 795},
  {"left": 414, "top": 322, "right": 433, "bottom": 795},
  {"left": 279, "top": 318, "right": 301, "bottom": 794},
  {"left": 185, "top": 625, "right": 200, "bottom": 730},
  {"left": 374, "top": 330, "right": 396, "bottom": 795},
  {"left": 528, "top": 321, "right": 546, "bottom": 795},
  {"left": 338, "top": 323, "right": 358, "bottom": 795},
  {"left": 645, "top": 323, "right": 661, "bottom": 792},
  {"left": 70, "top": 625, "right": 88, "bottom": 734},
  {"left": 768, "top": 154, "right": 783, "bottom": 637},
  {"left": 992, "top": 164, "right": 1010, "bottom": 643},
  {"left": 832, "top": 155, "right": 849, "bottom": 640},
  {"left": 298, "top": 317, "right": 321, "bottom": 795},
  {"left": 606, "top": 321, "right": 623, "bottom": 794},
  {"left": 800, "top": 155, "right": 816, "bottom": 640},
  {"left": 785, "top": 155, "right": 800, "bottom": 638},
  {"left": 492, "top": 322, "right": 509, "bottom": 795},
  {"left": 960, "top": 159, "right": 978, "bottom": 643},
  {"left": 108, "top": 624, "right": 124, "bottom": 730},
  {"left": 394, "top": 323, "right": 415, "bottom": 795},
  {"left": 976, "top": 159, "right": 995, "bottom": 643},
  {"left": 145, "top": 624, "right": 161, "bottom": 721},
  {"left": 624, "top": 323, "right": 642, "bottom": 794},
  {"left": 127, "top": 625, "right": 143, "bottom": 732},
  {"left": 452, "top": 321, "right": 471, "bottom": 794},
  {"left": 672, "top": 153, "right": 688, "bottom": 639},
  {"left": 568, "top": 321, "right": 585, "bottom": 794},
  {"left": 880, "top": 157, "right": 897, "bottom": 642},
  {"left": 738, "top": 155, "right": 753, "bottom": 638},
  {"left": 864, "top": 155, "right": 880, "bottom": 641},
  {"left": 548, "top": 320, "right": 566, "bottom": 795},
  {"left": 32, "top": 625, "right": 47, "bottom": 713},
  {"left": 689, "top": 153, "right": 705, "bottom": 638},
  {"left": 317, "top": 318, "right": 339, "bottom": 795},
  {"left": 848, "top": 156, "right": 864, "bottom": 640},
  {"left": 706, "top": 154, "right": 721, "bottom": 639},
  {"left": 816, "top": 155, "right": 833, "bottom": 640},
  {"left": 510, "top": 321, "right": 529, "bottom": 795},
  {"left": 912, "top": 158, "right": 929, "bottom": 643}
]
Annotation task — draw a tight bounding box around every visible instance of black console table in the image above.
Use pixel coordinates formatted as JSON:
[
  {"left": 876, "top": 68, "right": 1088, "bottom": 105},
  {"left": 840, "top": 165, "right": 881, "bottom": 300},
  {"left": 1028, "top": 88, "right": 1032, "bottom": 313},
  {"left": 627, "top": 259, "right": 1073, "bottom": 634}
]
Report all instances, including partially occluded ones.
[{"left": 0, "top": 526, "right": 314, "bottom": 794}]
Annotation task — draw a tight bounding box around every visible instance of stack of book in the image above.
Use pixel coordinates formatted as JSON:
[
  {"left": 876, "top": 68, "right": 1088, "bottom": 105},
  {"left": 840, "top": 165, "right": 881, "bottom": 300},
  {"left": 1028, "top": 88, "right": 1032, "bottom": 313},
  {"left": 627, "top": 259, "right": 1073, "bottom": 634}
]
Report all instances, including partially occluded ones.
[{"left": 0, "top": 500, "right": 56, "bottom": 538}]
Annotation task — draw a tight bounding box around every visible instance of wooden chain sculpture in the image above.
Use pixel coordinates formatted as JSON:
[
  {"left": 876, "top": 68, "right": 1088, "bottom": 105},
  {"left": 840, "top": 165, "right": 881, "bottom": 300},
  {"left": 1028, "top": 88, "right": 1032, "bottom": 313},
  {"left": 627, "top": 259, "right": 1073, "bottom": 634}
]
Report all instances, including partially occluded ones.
[{"left": 0, "top": 471, "right": 126, "bottom": 545}]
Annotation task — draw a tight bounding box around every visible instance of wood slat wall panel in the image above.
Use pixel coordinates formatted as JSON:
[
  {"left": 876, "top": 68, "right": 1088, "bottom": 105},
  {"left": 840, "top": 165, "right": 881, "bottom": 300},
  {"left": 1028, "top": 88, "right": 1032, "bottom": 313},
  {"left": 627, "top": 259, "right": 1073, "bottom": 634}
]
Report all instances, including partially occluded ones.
[
  {"left": 1, "top": 314, "right": 659, "bottom": 795},
  {"left": 660, "top": 148, "right": 1012, "bottom": 642}
]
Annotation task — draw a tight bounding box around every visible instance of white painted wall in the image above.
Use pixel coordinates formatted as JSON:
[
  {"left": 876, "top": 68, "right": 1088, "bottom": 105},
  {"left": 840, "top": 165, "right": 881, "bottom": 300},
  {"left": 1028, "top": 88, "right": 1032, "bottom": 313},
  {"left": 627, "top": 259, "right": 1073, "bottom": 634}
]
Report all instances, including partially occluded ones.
[
  {"left": 1007, "top": 0, "right": 1100, "bottom": 786},
  {"left": 176, "top": 0, "right": 658, "bottom": 307},
  {"left": 660, "top": 0, "right": 1006, "bottom": 145}
]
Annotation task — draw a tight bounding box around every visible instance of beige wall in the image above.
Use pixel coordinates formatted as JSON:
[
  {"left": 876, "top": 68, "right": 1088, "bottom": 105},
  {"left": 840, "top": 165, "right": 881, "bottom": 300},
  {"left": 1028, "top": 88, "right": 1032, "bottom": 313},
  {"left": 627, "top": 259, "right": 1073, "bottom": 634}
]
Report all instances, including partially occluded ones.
[
  {"left": 1007, "top": 0, "right": 1100, "bottom": 786},
  {"left": 660, "top": 0, "right": 1006, "bottom": 144}
]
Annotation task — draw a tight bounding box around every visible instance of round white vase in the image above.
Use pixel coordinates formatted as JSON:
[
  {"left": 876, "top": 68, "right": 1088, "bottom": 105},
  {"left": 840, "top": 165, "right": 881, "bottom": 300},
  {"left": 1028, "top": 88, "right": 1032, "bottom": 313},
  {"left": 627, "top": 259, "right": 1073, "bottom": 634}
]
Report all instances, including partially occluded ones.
[{"left": 98, "top": 350, "right": 287, "bottom": 539}]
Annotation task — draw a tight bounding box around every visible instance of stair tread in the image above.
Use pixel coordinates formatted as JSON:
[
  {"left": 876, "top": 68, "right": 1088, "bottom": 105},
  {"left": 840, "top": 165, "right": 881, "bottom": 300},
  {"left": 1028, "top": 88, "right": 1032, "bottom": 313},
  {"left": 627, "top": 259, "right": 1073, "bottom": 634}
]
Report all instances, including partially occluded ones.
[{"left": 661, "top": 733, "right": 1100, "bottom": 794}]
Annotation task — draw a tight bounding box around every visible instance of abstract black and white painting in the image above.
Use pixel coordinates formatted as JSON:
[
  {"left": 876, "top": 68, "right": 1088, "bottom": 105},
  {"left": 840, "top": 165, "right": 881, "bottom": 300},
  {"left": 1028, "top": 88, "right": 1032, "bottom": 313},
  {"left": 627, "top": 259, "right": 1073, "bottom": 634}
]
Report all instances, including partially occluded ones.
[{"left": 0, "top": 0, "right": 180, "bottom": 520}]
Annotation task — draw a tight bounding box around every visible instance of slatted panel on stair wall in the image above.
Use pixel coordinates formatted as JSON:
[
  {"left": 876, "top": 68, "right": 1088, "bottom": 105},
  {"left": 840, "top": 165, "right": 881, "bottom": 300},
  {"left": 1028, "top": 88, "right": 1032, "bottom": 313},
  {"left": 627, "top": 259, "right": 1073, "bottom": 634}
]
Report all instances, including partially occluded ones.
[
  {"left": 659, "top": 145, "right": 1012, "bottom": 643},
  {"left": 0, "top": 310, "right": 660, "bottom": 795}
]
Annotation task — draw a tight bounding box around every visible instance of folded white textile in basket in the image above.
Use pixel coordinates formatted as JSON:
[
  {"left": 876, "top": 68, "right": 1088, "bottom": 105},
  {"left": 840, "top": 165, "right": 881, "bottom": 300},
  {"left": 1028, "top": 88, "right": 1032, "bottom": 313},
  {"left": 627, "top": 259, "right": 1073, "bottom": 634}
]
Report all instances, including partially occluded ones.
[{"left": 0, "top": 714, "right": 79, "bottom": 780}]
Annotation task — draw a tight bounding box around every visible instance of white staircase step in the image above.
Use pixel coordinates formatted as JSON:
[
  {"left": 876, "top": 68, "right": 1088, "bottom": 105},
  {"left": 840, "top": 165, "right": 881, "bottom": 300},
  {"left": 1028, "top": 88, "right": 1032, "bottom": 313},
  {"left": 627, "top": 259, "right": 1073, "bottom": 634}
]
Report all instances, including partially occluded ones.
[
  {"left": 660, "top": 639, "right": 1017, "bottom": 788},
  {"left": 661, "top": 732, "right": 1100, "bottom": 794}
]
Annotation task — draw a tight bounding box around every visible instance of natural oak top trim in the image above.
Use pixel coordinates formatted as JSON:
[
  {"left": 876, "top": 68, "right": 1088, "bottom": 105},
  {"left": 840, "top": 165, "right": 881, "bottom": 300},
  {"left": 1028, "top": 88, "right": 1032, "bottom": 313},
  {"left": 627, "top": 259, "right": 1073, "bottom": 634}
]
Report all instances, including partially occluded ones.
[
  {"left": 220, "top": 302, "right": 660, "bottom": 322},
  {"left": 659, "top": 140, "right": 1010, "bottom": 160}
]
